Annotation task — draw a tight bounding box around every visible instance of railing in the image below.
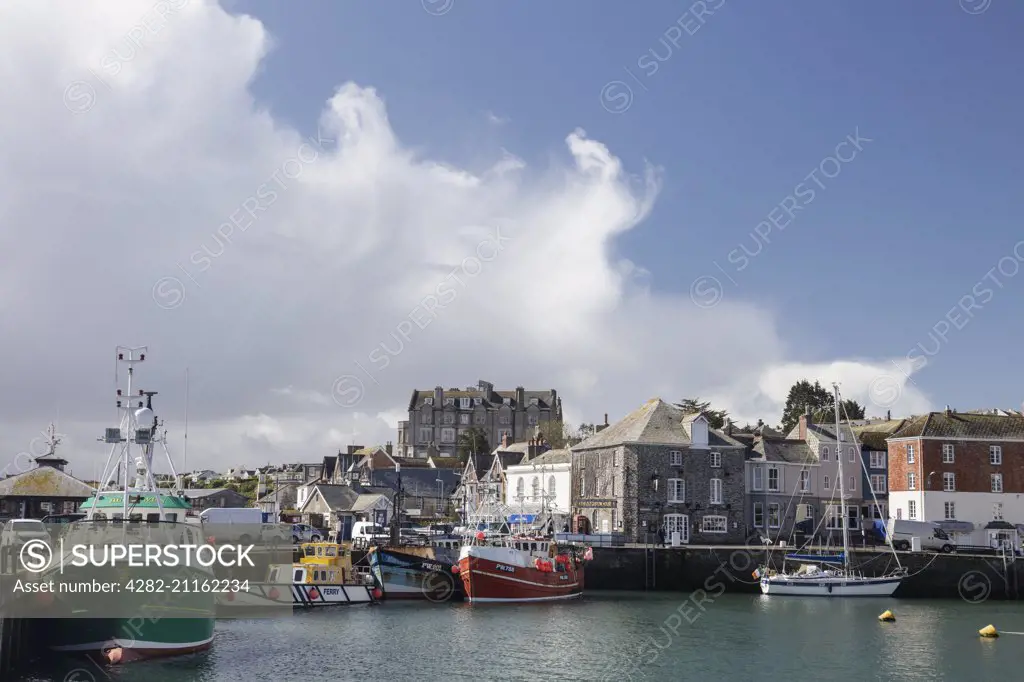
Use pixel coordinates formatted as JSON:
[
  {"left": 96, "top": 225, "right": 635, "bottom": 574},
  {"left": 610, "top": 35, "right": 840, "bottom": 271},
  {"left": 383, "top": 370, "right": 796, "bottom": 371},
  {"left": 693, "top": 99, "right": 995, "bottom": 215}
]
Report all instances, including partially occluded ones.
[{"left": 554, "top": 533, "right": 625, "bottom": 547}]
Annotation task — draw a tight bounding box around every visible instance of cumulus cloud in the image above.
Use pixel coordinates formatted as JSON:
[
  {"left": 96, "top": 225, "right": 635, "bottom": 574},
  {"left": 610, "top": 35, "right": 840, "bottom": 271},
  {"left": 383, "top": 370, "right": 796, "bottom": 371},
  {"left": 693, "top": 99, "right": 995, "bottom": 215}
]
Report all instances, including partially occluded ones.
[{"left": 0, "top": 0, "right": 935, "bottom": 477}]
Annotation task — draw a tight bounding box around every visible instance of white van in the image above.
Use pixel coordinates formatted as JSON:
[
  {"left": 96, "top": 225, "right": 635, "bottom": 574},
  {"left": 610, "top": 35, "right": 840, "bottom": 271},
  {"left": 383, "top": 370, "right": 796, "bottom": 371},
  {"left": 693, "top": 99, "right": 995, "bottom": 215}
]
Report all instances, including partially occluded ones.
[
  {"left": 199, "top": 507, "right": 263, "bottom": 542},
  {"left": 351, "top": 522, "right": 390, "bottom": 544},
  {"left": 886, "top": 519, "right": 955, "bottom": 553}
]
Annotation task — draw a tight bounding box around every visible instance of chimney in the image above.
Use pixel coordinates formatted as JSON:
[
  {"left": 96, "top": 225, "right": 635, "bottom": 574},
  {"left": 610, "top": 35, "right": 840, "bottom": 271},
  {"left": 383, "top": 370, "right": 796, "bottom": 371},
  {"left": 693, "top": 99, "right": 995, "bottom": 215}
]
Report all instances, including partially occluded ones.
[
  {"left": 886, "top": 410, "right": 891, "bottom": 421},
  {"left": 385, "top": 441, "right": 393, "bottom": 456},
  {"left": 596, "top": 414, "right": 610, "bottom": 433},
  {"left": 725, "top": 420, "right": 733, "bottom": 436},
  {"left": 944, "top": 404, "right": 951, "bottom": 416},
  {"left": 434, "top": 386, "right": 443, "bottom": 404},
  {"left": 515, "top": 386, "right": 525, "bottom": 407},
  {"left": 798, "top": 405, "right": 812, "bottom": 441}
]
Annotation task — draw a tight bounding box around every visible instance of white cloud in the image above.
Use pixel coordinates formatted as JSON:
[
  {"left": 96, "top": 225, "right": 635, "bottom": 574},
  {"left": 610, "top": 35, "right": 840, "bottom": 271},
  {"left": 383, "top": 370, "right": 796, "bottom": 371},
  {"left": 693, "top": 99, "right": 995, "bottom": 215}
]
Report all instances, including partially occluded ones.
[{"left": 0, "top": 0, "right": 936, "bottom": 477}]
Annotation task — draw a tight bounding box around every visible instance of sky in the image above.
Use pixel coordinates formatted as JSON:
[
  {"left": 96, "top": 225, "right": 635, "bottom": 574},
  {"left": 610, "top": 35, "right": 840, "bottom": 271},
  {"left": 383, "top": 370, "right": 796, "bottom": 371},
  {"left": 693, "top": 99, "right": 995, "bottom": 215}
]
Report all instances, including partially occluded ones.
[{"left": 1, "top": 0, "right": 1022, "bottom": 479}]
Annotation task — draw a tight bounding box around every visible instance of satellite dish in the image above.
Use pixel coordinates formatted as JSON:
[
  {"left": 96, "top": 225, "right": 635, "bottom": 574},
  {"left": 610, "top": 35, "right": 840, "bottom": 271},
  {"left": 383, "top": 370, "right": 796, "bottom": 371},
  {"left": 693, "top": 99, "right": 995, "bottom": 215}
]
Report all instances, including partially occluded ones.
[{"left": 134, "top": 407, "right": 154, "bottom": 424}]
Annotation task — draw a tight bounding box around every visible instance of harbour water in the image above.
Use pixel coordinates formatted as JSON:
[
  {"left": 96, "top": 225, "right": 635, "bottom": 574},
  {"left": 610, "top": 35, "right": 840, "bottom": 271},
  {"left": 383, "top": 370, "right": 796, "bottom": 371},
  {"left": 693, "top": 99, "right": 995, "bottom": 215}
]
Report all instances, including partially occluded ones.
[{"left": 18, "top": 593, "right": 1024, "bottom": 681}]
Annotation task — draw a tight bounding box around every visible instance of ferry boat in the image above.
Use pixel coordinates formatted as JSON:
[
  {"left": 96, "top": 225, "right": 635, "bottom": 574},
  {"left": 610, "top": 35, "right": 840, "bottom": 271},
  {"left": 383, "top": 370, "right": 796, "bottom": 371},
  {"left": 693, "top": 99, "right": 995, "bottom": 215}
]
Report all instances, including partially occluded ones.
[
  {"left": 46, "top": 347, "right": 217, "bottom": 663},
  {"left": 367, "top": 535, "right": 464, "bottom": 601},
  {"left": 231, "top": 542, "right": 381, "bottom": 607},
  {"left": 454, "top": 532, "right": 592, "bottom": 603}
]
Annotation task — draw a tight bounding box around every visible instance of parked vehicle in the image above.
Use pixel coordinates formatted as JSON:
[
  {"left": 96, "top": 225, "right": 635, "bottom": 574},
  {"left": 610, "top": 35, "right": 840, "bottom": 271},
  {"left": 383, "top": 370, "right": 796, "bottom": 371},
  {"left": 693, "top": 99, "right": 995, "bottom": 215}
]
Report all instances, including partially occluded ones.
[
  {"left": 199, "top": 507, "right": 264, "bottom": 543},
  {"left": 884, "top": 519, "right": 955, "bottom": 552},
  {"left": 40, "top": 513, "right": 86, "bottom": 525},
  {"left": 351, "top": 522, "right": 390, "bottom": 544},
  {"left": 292, "top": 523, "right": 322, "bottom": 544},
  {"left": 1, "top": 519, "right": 51, "bottom": 548},
  {"left": 414, "top": 523, "right": 454, "bottom": 536}
]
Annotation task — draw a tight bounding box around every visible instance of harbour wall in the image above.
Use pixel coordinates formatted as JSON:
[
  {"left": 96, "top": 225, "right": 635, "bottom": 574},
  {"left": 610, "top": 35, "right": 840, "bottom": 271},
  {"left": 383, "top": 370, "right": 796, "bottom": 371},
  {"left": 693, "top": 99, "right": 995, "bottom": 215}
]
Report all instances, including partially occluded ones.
[{"left": 586, "top": 545, "right": 1023, "bottom": 600}]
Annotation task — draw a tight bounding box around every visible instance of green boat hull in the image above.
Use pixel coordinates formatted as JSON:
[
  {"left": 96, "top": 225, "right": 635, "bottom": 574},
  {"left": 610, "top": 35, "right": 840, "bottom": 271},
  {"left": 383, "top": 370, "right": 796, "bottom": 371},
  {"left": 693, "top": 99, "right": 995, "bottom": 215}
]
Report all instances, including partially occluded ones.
[{"left": 48, "top": 615, "right": 215, "bottom": 660}]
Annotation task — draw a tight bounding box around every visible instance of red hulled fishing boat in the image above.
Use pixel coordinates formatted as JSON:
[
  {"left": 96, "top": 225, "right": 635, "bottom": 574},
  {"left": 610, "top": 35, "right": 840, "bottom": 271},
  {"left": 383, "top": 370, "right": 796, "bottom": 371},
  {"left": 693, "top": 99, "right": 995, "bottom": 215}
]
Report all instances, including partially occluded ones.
[{"left": 453, "top": 532, "right": 593, "bottom": 603}]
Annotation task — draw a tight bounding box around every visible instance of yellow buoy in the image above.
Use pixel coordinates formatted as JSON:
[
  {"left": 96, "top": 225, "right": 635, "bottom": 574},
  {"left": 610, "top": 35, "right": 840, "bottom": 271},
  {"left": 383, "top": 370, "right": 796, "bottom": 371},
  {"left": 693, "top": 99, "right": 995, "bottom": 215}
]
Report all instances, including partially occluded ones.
[
  {"left": 979, "top": 624, "right": 999, "bottom": 638},
  {"left": 878, "top": 610, "right": 895, "bottom": 622}
]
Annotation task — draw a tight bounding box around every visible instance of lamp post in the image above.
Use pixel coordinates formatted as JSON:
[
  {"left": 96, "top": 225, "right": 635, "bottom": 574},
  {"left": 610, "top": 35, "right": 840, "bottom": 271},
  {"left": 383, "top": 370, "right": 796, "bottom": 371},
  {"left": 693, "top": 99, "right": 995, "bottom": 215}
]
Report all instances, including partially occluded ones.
[{"left": 436, "top": 478, "right": 444, "bottom": 518}]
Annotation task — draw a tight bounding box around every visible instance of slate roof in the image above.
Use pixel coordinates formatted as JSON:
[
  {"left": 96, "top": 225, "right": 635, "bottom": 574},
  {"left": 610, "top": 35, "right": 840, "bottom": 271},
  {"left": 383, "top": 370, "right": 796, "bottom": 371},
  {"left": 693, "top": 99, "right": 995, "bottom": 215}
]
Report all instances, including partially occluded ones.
[
  {"left": 351, "top": 493, "right": 390, "bottom": 513},
  {"left": 364, "top": 468, "right": 460, "bottom": 495},
  {"left": 427, "top": 457, "right": 463, "bottom": 469},
  {"left": 751, "top": 439, "right": 817, "bottom": 464},
  {"left": 0, "top": 467, "right": 95, "bottom": 498},
  {"left": 573, "top": 399, "right": 745, "bottom": 450},
  {"left": 517, "top": 448, "right": 570, "bottom": 466},
  {"left": 181, "top": 488, "right": 243, "bottom": 499},
  {"left": 888, "top": 412, "right": 1024, "bottom": 440},
  {"left": 256, "top": 484, "right": 297, "bottom": 504},
  {"left": 852, "top": 420, "right": 907, "bottom": 450},
  {"left": 408, "top": 384, "right": 558, "bottom": 411},
  {"left": 310, "top": 484, "right": 360, "bottom": 511},
  {"left": 467, "top": 453, "right": 496, "bottom": 479}
]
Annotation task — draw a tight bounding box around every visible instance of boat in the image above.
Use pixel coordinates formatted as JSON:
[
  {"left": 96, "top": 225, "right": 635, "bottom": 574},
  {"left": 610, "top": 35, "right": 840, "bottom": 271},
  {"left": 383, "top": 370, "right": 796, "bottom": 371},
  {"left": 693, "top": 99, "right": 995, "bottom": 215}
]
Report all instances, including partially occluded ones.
[
  {"left": 367, "top": 535, "right": 465, "bottom": 601},
  {"left": 228, "top": 542, "right": 380, "bottom": 607},
  {"left": 45, "top": 347, "right": 217, "bottom": 663},
  {"left": 758, "top": 382, "right": 906, "bottom": 597},
  {"left": 454, "top": 532, "right": 592, "bottom": 603}
]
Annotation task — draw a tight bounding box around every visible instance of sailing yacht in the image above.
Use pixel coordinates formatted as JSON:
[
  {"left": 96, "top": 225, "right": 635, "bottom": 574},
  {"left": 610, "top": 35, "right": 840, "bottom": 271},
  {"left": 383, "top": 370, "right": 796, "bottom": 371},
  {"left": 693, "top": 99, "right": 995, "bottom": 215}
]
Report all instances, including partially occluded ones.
[{"left": 759, "top": 383, "right": 906, "bottom": 597}]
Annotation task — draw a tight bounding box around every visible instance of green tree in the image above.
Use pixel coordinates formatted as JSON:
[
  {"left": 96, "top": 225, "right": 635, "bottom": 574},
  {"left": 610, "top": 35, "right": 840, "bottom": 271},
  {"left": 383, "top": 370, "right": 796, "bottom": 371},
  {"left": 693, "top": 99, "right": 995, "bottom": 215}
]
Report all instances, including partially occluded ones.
[
  {"left": 676, "top": 397, "right": 728, "bottom": 430},
  {"left": 780, "top": 380, "right": 865, "bottom": 433},
  {"left": 457, "top": 427, "right": 490, "bottom": 461}
]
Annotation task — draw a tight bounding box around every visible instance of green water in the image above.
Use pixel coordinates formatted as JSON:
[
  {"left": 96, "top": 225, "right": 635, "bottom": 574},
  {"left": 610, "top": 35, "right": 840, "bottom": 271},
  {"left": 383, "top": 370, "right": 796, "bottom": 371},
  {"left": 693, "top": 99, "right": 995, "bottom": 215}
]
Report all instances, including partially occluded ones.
[{"left": 18, "top": 593, "right": 1024, "bottom": 681}]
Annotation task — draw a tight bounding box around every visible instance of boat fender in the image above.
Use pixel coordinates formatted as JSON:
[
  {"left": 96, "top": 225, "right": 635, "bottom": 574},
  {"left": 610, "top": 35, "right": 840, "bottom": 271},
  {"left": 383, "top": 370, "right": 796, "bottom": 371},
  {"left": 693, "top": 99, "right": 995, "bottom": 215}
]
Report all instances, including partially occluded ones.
[
  {"left": 549, "top": 545, "right": 556, "bottom": 558},
  {"left": 451, "top": 564, "right": 460, "bottom": 574}
]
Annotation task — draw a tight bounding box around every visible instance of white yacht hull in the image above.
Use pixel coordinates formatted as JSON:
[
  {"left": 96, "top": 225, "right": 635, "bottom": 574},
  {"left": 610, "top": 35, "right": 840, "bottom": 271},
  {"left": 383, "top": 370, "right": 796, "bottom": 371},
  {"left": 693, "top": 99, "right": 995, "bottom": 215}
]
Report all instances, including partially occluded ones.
[{"left": 760, "top": 576, "right": 901, "bottom": 597}]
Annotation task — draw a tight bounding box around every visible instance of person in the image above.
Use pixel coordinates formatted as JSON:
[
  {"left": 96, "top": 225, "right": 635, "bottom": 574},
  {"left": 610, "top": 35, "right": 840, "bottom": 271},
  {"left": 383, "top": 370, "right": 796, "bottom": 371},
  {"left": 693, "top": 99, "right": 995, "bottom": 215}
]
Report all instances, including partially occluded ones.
[
  {"left": 562, "top": 521, "right": 570, "bottom": 533},
  {"left": 657, "top": 525, "right": 665, "bottom": 546}
]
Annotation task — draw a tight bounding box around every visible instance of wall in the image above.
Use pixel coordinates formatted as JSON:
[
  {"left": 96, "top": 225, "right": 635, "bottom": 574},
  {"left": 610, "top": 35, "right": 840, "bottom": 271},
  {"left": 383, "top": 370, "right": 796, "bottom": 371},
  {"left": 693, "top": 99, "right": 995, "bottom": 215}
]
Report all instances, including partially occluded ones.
[{"left": 504, "top": 464, "right": 571, "bottom": 512}]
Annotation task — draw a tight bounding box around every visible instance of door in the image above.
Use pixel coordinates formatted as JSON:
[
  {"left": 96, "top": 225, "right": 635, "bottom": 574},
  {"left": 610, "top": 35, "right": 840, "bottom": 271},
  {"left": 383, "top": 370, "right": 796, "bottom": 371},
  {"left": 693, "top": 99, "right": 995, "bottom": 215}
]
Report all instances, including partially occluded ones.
[{"left": 664, "top": 514, "right": 689, "bottom": 544}]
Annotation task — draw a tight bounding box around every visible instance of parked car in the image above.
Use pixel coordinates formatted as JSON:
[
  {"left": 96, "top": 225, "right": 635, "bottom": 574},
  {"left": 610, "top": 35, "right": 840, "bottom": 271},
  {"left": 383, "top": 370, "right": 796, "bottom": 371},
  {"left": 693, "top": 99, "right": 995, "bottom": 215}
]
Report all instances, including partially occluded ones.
[
  {"left": 398, "top": 528, "right": 427, "bottom": 545},
  {"left": 884, "top": 519, "right": 955, "bottom": 552},
  {"left": 1, "top": 519, "right": 51, "bottom": 548},
  {"left": 414, "top": 523, "right": 454, "bottom": 536},
  {"left": 351, "top": 522, "right": 390, "bottom": 545},
  {"left": 291, "top": 523, "right": 322, "bottom": 544}
]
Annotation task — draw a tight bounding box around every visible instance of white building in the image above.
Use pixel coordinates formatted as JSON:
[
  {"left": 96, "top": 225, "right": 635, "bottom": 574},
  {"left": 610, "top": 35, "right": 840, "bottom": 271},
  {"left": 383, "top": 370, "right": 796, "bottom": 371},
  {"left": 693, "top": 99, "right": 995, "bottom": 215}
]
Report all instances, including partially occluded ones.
[{"left": 503, "top": 448, "right": 571, "bottom": 516}]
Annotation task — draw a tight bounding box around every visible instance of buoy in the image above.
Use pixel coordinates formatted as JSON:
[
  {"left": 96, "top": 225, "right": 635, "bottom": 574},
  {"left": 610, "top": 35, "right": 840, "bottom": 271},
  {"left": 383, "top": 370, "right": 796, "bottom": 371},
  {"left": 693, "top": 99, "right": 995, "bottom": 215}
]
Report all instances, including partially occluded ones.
[
  {"left": 104, "top": 647, "right": 123, "bottom": 664},
  {"left": 451, "top": 564, "right": 460, "bottom": 574},
  {"left": 268, "top": 587, "right": 280, "bottom": 600},
  {"left": 878, "top": 610, "right": 895, "bottom": 622},
  {"left": 308, "top": 587, "right": 320, "bottom": 600},
  {"left": 372, "top": 587, "right": 383, "bottom": 599},
  {"left": 979, "top": 624, "right": 999, "bottom": 638}
]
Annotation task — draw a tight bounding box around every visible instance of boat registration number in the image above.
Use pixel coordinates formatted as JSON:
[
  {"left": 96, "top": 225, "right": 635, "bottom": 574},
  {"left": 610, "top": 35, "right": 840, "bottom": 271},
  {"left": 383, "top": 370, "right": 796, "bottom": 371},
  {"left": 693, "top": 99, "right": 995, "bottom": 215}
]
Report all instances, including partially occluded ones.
[
  {"left": 495, "top": 564, "right": 515, "bottom": 573},
  {"left": 559, "top": 575, "right": 568, "bottom": 580},
  {"left": 422, "top": 562, "right": 442, "bottom": 572}
]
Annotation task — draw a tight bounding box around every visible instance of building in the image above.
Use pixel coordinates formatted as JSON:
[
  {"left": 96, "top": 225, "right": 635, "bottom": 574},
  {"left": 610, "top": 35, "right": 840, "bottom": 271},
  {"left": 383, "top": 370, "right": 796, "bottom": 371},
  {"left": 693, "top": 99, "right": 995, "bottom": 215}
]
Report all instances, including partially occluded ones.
[
  {"left": 504, "top": 448, "right": 571, "bottom": 518},
  {"left": 0, "top": 431, "right": 94, "bottom": 519},
  {"left": 570, "top": 399, "right": 748, "bottom": 544},
  {"left": 887, "top": 407, "right": 1024, "bottom": 547},
  {"left": 851, "top": 417, "right": 906, "bottom": 522},
  {"left": 181, "top": 488, "right": 249, "bottom": 512},
  {"left": 398, "top": 380, "right": 562, "bottom": 459},
  {"left": 746, "top": 436, "right": 818, "bottom": 541},
  {"left": 256, "top": 483, "right": 297, "bottom": 520}
]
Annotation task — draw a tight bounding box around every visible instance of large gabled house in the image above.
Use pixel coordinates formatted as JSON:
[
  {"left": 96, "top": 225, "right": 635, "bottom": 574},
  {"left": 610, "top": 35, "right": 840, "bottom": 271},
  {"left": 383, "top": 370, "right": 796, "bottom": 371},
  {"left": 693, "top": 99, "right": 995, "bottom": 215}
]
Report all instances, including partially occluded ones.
[{"left": 571, "top": 399, "right": 748, "bottom": 544}]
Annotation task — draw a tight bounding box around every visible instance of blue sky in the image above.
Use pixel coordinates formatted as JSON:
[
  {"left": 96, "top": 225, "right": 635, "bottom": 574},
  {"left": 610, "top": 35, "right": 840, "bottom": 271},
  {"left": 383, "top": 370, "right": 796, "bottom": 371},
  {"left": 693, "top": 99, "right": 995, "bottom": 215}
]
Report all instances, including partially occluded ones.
[{"left": 229, "top": 0, "right": 1023, "bottom": 413}]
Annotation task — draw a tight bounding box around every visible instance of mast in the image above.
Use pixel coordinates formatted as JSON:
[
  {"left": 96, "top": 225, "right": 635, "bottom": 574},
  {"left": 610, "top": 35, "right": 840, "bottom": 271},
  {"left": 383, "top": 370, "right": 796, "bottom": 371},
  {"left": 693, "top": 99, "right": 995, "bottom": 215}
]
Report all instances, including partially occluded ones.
[{"left": 833, "top": 383, "right": 850, "bottom": 571}]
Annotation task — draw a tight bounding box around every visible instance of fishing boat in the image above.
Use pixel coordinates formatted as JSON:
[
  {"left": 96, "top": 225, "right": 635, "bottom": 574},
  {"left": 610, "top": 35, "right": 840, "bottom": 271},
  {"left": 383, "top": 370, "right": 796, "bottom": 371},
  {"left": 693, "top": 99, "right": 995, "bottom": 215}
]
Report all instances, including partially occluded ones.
[
  {"left": 367, "top": 535, "right": 464, "bottom": 601},
  {"left": 758, "top": 383, "right": 905, "bottom": 597},
  {"left": 45, "top": 347, "right": 217, "bottom": 663},
  {"left": 454, "top": 532, "right": 592, "bottom": 603}
]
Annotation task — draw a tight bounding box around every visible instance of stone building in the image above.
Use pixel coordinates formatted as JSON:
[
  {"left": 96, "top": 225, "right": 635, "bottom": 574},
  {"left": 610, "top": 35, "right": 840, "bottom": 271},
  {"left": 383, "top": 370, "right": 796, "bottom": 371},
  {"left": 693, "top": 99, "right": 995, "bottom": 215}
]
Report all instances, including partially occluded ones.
[
  {"left": 571, "top": 399, "right": 747, "bottom": 544},
  {"left": 398, "top": 380, "right": 562, "bottom": 459}
]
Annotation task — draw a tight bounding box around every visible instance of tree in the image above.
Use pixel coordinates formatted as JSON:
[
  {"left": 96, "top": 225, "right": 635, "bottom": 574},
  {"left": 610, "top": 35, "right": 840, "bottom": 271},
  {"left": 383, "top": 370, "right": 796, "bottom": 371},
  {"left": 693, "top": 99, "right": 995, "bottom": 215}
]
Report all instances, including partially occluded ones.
[
  {"left": 676, "top": 397, "right": 728, "bottom": 430},
  {"left": 780, "top": 379, "right": 865, "bottom": 434},
  {"left": 457, "top": 427, "right": 490, "bottom": 461},
  {"left": 537, "top": 420, "right": 594, "bottom": 449}
]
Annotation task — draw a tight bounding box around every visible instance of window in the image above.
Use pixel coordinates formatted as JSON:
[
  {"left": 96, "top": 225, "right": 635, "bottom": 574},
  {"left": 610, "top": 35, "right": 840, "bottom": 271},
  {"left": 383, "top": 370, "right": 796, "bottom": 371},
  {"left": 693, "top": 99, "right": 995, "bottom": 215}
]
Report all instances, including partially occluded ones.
[
  {"left": 474, "top": 397, "right": 483, "bottom": 406},
  {"left": 473, "top": 413, "right": 486, "bottom": 425},
  {"left": 527, "top": 414, "right": 538, "bottom": 426},
  {"left": 459, "top": 414, "right": 470, "bottom": 425},
  {"left": 710, "top": 452, "right": 722, "bottom": 468},
  {"left": 869, "top": 503, "right": 886, "bottom": 519},
  {"left": 529, "top": 397, "right": 539, "bottom": 406},
  {"left": 849, "top": 476, "right": 856, "bottom": 491},
  {"left": 669, "top": 450, "right": 683, "bottom": 466},
  {"left": 942, "top": 444, "right": 955, "bottom": 463},
  {"left": 870, "top": 475, "right": 887, "bottom": 493},
  {"left": 418, "top": 428, "right": 433, "bottom": 442},
  {"left": 531, "top": 477, "right": 540, "bottom": 499},
  {"left": 908, "top": 472, "right": 917, "bottom": 490},
  {"left": 667, "top": 478, "right": 685, "bottom": 503},
  {"left": 768, "top": 467, "right": 780, "bottom": 492},
  {"left": 424, "top": 397, "right": 433, "bottom": 405},
  {"left": 710, "top": 479, "right": 722, "bottom": 505},
  {"left": 821, "top": 447, "right": 830, "bottom": 461},
  {"left": 870, "top": 451, "right": 886, "bottom": 469},
  {"left": 944, "top": 501, "right": 955, "bottom": 520},
  {"left": 503, "top": 397, "right": 512, "bottom": 405},
  {"left": 799, "top": 469, "right": 809, "bottom": 493},
  {"left": 441, "top": 428, "right": 455, "bottom": 443},
  {"left": 993, "top": 503, "right": 1004, "bottom": 521},
  {"left": 516, "top": 478, "right": 525, "bottom": 498},
  {"left": 499, "top": 414, "right": 511, "bottom": 424},
  {"left": 459, "top": 398, "right": 470, "bottom": 409},
  {"left": 753, "top": 502, "right": 764, "bottom": 528},
  {"left": 548, "top": 476, "right": 556, "bottom": 498},
  {"left": 580, "top": 469, "right": 585, "bottom": 497},
  {"left": 849, "top": 447, "right": 856, "bottom": 463},
  {"left": 908, "top": 500, "right": 917, "bottom": 520},
  {"left": 907, "top": 444, "right": 915, "bottom": 463},
  {"left": 992, "top": 473, "right": 1003, "bottom": 493},
  {"left": 826, "top": 505, "right": 841, "bottom": 529},
  {"left": 613, "top": 450, "right": 620, "bottom": 467},
  {"left": 422, "top": 412, "right": 433, "bottom": 424},
  {"left": 443, "top": 413, "right": 455, "bottom": 425},
  {"left": 990, "top": 445, "right": 1002, "bottom": 465},
  {"left": 664, "top": 514, "right": 686, "bottom": 539},
  {"left": 444, "top": 397, "right": 454, "bottom": 406},
  {"left": 943, "top": 472, "right": 956, "bottom": 492},
  {"left": 768, "top": 503, "right": 781, "bottom": 528},
  {"left": 701, "top": 516, "right": 727, "bottom": 533},
  {"left": 609, "top": 474, "right": 616, "bottom": 497},
  {"left": 824, "top": 475, "right": 830, "bottom": 489},
  {"left": 752, "top": 465, "right": 763, "bottom": 491}
]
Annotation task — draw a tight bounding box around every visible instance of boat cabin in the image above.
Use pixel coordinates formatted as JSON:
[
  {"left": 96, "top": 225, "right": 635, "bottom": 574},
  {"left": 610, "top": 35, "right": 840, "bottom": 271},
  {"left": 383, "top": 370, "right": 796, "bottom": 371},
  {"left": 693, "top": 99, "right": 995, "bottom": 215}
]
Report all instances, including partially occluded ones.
[
  {"left": 276, "top": 563, "right": 349, "bottom": 585},
  {"left": 299, "top": 542, "right": 353, "bottom": 568},
  {"left": 430, "top": 536, "right": 462, "bottom": 550}
]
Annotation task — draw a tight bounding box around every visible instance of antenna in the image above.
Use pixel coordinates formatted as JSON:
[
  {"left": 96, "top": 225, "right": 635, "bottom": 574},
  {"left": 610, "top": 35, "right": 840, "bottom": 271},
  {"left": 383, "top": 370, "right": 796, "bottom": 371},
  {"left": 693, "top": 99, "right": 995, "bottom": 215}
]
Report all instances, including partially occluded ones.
[{"left": 183, "top": 367, "right": 189, "bottom": 475}]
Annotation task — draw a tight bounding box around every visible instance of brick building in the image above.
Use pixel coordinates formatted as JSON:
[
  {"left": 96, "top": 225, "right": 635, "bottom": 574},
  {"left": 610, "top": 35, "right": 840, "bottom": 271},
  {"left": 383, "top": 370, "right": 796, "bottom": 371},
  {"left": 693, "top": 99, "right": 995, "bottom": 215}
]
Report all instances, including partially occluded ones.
[
  {"left": 571, "top": 399, "right": 747, "bottom": 544},
  {"left": 887, "top": 408, "right": 1024, "bottom": 547}
]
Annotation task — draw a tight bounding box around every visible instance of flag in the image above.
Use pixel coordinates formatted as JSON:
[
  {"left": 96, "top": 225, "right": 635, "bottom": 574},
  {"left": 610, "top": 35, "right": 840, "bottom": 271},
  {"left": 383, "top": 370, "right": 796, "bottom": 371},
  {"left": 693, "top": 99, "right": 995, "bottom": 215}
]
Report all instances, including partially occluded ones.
[{"left": 752, "top": 568, "right": 761, "bottom": 580}]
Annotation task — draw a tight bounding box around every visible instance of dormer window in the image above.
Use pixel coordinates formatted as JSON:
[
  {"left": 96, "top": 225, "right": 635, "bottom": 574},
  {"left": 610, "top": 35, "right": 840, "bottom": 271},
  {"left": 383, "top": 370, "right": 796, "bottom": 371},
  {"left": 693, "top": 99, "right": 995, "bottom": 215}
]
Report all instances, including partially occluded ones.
[
  {"left": 444, "top": 398, "right": 455, "bottom": 406},
  {"left": 474, "top": 397, "right": 483, "bottom": 406},
  {"left": 528, "top": 397, "right": 539, "bottom": 406},
  {"left": 460, "top": 398, "right": 470, "bottom": 409},
  {"left": 424, "top": 397, "right": 433, "bottom": 405},
  {"left": 503, "top": 397, "right": 512, "bottom": 405}
]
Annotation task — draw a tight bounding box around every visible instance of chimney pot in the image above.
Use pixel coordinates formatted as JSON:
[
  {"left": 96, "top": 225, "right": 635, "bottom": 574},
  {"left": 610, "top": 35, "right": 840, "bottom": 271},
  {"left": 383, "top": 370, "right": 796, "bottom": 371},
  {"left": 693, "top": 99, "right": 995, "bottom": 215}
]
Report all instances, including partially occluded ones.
[{"left": 604, "top": 413, "right": 608, "bottom": 425}]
